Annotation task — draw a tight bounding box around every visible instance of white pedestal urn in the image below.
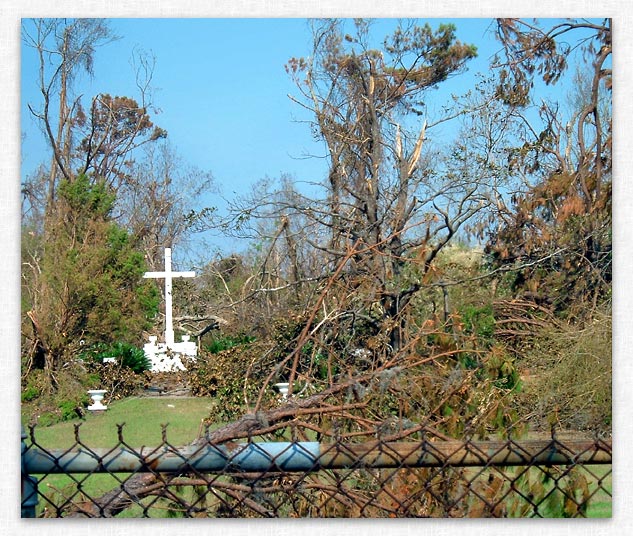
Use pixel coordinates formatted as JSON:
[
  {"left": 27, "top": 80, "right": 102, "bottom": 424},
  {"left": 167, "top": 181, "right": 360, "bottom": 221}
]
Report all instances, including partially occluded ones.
[
  {"left": 87, "top": 389, "right": 108, "bottom": 411},
  {"left": 274, "top": 382, "right": 290, "bottom": 399}
]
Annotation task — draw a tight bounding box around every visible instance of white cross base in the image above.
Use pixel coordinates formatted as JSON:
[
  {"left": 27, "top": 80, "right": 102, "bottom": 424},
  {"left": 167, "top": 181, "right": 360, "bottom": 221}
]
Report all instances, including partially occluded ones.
[{"left": 144, "top": 335, "right": 197, "bottom": 372}]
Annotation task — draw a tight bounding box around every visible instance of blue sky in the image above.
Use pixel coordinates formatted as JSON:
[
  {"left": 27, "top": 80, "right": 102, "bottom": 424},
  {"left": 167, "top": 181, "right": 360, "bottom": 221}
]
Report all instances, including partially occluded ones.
[
  {"left": 19, "top": 17, "right": 579, "bottom": 256},
  {"left": 21, "top": 18, "right": 501, "bottom": 183}
]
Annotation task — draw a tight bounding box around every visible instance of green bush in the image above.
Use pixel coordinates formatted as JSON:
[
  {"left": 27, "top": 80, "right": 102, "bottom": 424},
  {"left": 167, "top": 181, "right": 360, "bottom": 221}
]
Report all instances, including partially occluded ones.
[
  {"left": 460, "top": 304, "right": 495, "bottom": 341},
  {"left": 83, "top": 342, "right": 151, "bottom": 373},
  {"left": 58, "top": 399, "right": 83, "bottom": 421},
  {"left": 205, "top": 334, "right": 256, "bottom": 354}
]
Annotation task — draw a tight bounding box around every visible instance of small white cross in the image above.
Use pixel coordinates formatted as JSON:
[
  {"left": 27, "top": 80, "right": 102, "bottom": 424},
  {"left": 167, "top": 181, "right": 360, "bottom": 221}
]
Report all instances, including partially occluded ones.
[{"left": 143, "top": 247, "right": 195, "bottom": 346}]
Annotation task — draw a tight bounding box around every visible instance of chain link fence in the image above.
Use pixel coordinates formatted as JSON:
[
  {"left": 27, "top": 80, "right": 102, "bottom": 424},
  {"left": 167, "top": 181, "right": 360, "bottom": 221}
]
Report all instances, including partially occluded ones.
[{"left": 22, "top": 423, "right": 611, "bottom": 518}]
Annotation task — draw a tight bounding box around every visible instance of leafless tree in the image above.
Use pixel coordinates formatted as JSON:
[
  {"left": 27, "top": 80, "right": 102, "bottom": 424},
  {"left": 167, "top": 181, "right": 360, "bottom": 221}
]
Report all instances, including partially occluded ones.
[{"left": 230, "top": 20, "right": 502, "bottom": 354}]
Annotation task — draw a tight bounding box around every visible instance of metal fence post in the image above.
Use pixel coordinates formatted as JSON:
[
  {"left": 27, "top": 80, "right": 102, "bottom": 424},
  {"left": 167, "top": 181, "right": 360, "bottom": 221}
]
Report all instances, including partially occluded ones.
[{"left": 21, "top": 426, "right": 39, "bottom": 518}]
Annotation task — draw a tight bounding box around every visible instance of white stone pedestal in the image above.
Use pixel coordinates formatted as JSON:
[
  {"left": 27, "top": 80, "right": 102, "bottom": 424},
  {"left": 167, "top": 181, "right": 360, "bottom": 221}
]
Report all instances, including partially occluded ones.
[
  {"left": 87, "top": 389, "right": 108, "bottom": 411},
  {"left": 274, "top": 382, "right": 290, "bottom": 399}
]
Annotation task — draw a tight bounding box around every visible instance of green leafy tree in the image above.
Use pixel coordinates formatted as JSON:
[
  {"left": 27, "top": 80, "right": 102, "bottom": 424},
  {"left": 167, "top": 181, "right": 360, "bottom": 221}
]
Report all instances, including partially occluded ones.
[{"left": 22, "top": 174, "right": 158, "bottom": 389}]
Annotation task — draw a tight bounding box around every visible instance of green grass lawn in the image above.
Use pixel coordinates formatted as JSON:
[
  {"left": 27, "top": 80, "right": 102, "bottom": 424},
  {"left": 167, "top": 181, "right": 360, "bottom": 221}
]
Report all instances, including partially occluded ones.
[
  {"left": 26, "top": 396, "right": 219, "bottom": 449},
  {"left": 25, "top": 396, "right": 222, "bottom": 517}
]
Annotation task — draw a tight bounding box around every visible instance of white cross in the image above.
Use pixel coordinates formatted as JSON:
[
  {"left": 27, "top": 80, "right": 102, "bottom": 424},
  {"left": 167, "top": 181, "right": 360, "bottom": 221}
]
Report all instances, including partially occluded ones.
[{"left": 143, "top": 247, "right": 195, "bottom": 346}]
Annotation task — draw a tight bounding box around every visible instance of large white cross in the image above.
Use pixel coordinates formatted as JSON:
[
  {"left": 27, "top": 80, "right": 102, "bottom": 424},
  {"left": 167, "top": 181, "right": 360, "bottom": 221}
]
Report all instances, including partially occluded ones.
[{"left": 143, "top": 247, "right": 195, "bottom": 346}]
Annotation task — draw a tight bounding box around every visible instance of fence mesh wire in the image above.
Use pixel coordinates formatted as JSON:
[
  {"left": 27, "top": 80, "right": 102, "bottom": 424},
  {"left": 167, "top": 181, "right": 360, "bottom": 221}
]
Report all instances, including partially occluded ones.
[{"left": 22, "top": 423, "right": 611, "bottom": 518}]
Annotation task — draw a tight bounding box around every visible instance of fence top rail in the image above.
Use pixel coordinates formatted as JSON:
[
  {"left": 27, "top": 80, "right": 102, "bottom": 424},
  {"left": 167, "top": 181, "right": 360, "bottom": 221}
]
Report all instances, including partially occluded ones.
[{"left": 23, "top": 437, "right": 612, "bottom": 474}]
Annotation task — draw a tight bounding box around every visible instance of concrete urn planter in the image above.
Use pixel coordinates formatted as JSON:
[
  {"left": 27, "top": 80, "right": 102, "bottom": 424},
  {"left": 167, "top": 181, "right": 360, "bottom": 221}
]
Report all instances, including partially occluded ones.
[
  {"left": 87, "top": 389, "right": 108, "bottom": 411},
  {"left": 274, "top": 382, "right": 290, "bottom": 399}
]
